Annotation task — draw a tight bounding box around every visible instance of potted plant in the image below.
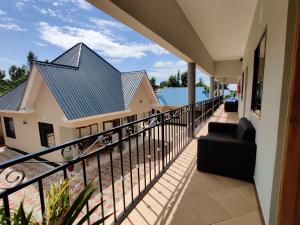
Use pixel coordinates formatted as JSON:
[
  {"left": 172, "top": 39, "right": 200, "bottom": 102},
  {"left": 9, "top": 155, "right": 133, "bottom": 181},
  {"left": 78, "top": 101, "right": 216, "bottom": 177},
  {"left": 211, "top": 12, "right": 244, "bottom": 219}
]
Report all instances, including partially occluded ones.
[{"left": 0, "top": 179, "right": 112, "bottom": 225}]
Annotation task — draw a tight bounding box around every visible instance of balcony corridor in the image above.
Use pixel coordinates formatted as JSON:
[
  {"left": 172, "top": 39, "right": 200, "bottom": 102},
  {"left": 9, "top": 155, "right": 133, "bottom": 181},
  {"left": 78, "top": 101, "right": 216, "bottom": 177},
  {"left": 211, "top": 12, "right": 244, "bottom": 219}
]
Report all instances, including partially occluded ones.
[{"left": 120, "top": 106, "right": 263, "bottom": 225}]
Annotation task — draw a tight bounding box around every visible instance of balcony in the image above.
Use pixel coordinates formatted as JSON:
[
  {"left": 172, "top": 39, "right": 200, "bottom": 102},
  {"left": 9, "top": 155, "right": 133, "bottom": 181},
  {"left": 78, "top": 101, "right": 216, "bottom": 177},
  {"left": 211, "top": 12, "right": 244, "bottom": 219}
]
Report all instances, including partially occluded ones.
[
  {"left": 120, "top": 106, "right": 262, "bottom": 225},
  {"left": 0, "top": 97, "right": 262, "bottom": 225}
]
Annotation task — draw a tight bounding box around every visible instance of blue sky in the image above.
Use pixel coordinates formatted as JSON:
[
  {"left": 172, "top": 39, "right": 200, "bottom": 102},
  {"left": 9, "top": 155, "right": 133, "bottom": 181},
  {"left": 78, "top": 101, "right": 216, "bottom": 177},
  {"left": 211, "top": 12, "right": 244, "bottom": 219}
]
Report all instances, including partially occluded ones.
[{"left": 0, "top": 0, "right": 236, "bottom": 89}]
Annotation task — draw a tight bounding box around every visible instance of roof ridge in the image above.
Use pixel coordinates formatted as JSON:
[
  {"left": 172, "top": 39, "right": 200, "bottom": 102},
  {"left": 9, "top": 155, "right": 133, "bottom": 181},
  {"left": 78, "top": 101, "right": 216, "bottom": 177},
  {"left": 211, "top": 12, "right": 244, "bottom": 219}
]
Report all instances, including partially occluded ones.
[
  {"left": 121, "top": 70, "right": 146, "bottom": 74},
  {"left": 51, "top": 42, "right": 82, "bottom": 64},
  {"left": 80, "top": 43, "right": 121, "bottom": 74},
  {"left": 34, "top": 60, "right": 79, "bottom": 70}
]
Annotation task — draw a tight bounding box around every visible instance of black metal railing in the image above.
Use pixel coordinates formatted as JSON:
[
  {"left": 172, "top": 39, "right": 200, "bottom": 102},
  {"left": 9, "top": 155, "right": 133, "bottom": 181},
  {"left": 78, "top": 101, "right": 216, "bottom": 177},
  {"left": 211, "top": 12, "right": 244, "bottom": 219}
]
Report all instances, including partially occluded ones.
[{"left": 0, "top": 96, "right": 223, "bottom": 225}]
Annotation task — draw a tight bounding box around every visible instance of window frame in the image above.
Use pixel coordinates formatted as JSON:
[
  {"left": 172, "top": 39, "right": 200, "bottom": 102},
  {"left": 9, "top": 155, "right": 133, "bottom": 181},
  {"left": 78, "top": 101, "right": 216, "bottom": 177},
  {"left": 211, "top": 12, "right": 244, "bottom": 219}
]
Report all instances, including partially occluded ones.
[
  {"left": 251, "top": 29, "right": 267, "bottom": 117},
  {"left": 38, "top": 122, "right": 55, "bottom": 147},
  {"left": 4, "top": 117, "right": 16, "bottom": 139}
]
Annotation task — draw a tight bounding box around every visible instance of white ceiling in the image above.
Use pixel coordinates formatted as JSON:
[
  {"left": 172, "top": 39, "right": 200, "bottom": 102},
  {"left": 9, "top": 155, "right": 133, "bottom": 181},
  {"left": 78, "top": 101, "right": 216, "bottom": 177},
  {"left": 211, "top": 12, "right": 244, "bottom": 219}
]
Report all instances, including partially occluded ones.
[{"left": 176, "top": 0, "right": 257, "bottom": 61}]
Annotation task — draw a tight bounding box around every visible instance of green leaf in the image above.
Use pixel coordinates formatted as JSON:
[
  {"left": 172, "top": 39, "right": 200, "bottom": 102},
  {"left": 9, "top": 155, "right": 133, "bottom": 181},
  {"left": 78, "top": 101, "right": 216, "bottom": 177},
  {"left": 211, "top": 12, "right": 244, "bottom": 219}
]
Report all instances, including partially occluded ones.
[{"left": 60, "top": 182, "right": 96, "bottom": 225}]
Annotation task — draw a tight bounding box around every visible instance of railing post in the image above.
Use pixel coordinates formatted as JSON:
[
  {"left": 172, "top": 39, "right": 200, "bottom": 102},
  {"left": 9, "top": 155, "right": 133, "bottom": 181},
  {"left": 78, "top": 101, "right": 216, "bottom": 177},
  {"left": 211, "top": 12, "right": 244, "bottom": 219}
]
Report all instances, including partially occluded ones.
[
  {"left": 161, "top": 113, "right": 165, "bottom": 170},
  {"left": 191, "top": 104, "right": 195, "bottom": 138}
]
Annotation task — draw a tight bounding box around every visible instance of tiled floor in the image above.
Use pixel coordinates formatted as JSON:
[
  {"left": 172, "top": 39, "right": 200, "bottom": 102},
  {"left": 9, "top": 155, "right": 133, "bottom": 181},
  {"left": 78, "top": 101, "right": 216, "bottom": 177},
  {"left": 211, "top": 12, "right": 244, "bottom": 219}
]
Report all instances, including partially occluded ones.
[{"left": 120, "top": 107, "right": 263, "bottom": 225}]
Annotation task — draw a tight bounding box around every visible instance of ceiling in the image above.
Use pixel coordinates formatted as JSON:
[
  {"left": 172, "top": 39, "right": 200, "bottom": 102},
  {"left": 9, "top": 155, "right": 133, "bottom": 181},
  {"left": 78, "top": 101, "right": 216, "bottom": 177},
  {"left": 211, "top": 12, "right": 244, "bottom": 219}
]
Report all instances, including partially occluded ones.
[{"left": 176, "top": 0, "right": 257, "bottom": 61}]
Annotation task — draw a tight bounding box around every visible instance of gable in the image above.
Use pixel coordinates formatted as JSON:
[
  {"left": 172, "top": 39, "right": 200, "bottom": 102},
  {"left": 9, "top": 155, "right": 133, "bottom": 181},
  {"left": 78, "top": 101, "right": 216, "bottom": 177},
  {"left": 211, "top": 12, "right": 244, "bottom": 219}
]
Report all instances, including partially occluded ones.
[
  {"left": 121, "top": 71, "right": 144, "bottom": 108},
  {"left": 128, "top": 76, "right": 158, "bottom": 110}
]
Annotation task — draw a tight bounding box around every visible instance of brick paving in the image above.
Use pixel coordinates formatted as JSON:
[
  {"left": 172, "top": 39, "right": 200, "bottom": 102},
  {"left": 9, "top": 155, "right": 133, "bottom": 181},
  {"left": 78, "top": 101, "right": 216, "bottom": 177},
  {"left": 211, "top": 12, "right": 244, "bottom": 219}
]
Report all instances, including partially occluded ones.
[{"left": 0, "top": 124, "right": 189, "bottom": 223}]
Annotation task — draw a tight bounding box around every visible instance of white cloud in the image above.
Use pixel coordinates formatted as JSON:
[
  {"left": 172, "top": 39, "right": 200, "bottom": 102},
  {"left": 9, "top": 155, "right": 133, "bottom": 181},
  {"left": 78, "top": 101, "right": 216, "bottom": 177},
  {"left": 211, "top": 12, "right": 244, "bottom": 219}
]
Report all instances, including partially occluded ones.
[
  {"left": 16, "top": 1, "right": 26, "bottom": 11},
  {"left": 88, "top": 17, "right": 127, "bottom": 30},
  {"left": 0, "top": 10, "right": 6, "bottom": 15},
  {"left": 0, "top": 22, "right": 26, "bottom": 31},
  {"left": 74, "top": 0, "right": 93, "bottom": 10},
  {"left": 149, "top": 60, "right": 187, "bottom": 82},
  {"left": 52, "top": 0, "right": 92, "bottom": 10},
  {"left": 37, "top": 22, "right": 168, "bottom": 59},
  {"left": 40, "top": 8, "right": 58, "bottom": 17}
]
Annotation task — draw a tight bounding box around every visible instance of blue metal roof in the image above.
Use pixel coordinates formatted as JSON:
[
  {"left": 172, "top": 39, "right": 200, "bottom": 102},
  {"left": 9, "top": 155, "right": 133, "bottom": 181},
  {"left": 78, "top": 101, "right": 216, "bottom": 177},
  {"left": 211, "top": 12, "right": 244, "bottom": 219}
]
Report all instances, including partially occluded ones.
[
  {"left": 52, "top": 43, "right": 81, "bottom": 67},
  {"left": 157, "top": 87, "right": 209, "bottom": 106},
  {"left": 121, "top": 71, "right": 144, "bottom": 108},
  {"left": 0, "top": 80, "right": 27, "bottom": 111}
]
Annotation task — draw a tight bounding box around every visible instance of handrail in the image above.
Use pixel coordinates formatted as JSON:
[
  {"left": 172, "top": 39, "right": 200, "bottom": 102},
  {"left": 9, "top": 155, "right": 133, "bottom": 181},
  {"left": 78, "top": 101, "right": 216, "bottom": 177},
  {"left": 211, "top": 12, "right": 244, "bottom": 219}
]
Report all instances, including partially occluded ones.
[{"left": 0, "top": 95, "right": 223, "bottom": 225}]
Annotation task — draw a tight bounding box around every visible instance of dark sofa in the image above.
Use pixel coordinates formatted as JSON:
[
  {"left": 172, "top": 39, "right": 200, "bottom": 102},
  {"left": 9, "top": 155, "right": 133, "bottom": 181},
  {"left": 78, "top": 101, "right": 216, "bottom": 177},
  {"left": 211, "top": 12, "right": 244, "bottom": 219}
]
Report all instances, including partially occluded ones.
[
  {"left": 197, "top": 118, "right": 256, "bottom": 181},
  {"left": 224, "top": 100, "right": 238, "bottom": 112}
]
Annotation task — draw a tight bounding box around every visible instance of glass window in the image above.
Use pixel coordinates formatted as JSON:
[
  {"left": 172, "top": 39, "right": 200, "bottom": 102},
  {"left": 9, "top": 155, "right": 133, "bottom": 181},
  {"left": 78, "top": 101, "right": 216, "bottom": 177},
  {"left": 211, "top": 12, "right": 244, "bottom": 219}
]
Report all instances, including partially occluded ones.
[
  {"left": 38, "top": 122, "right": 55, "bottom": 147},
  {"left": 251, "top": 30, "right": 267, "bottom": 117},
  {"left": 4, "top": 117, "right": 16, "bottom": 139}
]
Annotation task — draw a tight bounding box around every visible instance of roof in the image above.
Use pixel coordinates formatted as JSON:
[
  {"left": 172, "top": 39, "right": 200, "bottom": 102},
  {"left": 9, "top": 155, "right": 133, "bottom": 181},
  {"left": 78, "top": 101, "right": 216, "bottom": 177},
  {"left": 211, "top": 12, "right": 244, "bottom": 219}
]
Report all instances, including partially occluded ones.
[
  {"left": 121, "top": 71, "right": 145, "bottom": 108},
  {"left": 0, "top": 81, "right": 27, "bottom": 111},
  {"left": 157, "top": 87, "right": 209, "bottom": 106},
  {"left": 35, "top": 43, "right": 126, "bottom": 120},
  {"left": 0, "top": 43, "right": 151, "bottom": 120}
]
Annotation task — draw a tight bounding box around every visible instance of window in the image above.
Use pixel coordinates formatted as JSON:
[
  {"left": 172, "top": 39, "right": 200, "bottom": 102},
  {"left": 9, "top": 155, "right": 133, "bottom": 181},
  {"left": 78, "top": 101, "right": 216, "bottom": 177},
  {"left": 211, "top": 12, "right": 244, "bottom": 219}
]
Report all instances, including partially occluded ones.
[
  {"left": 112, "top": 119, "right": 120, "bottom": 127},
  {"left": 241, "top": 72, "right": 245, "bottom": 101},
  {"left": 4, "top": 117, "right": 16, "bottom": 139},
  {"left": 103, "top": 119, "right": 120, "bottom": 133},
  {"left": 38, "top": 122, "right": 55, "bottom": 147},
  {"left": 251, "top": 30, "right": 267, "bottom": 117}
]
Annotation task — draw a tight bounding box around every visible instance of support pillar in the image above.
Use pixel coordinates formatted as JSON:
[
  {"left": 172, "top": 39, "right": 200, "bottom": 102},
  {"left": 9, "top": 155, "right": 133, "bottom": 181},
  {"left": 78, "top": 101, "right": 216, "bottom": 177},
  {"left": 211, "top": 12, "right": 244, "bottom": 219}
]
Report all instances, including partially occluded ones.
[
  {"left": 217, "top": 81, "right": 220, "bottom": 96},
  {"left": 188, "top": 62, "right": 196, "bottom": 105},
  {"left": 222, "top": 83, "right": 225, "bottom": 96},
  {"left": 209, "top": 77, "right": 214, "bottom": 99},
  {"left": 188, "top": 62, "right": 195, "bottom": 137}
]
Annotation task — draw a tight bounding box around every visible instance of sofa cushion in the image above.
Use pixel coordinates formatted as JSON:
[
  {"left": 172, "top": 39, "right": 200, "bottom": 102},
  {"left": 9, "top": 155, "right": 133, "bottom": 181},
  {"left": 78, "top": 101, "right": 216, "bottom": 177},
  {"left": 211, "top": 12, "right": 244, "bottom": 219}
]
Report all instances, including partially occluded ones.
[
  {"left": 206, "top": 132, "right": 235, "bottom": 140},
  {"left": 235, "top": 118, "right": 256, "bottom": 142}
]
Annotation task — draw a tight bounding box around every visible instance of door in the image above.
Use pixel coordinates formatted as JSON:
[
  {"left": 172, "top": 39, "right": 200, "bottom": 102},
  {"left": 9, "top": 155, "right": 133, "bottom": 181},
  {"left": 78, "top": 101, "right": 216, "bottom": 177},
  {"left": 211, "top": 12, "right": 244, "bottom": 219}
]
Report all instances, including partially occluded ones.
[{"left": 278, "top": 2, "right": 300, "bottom": 224}]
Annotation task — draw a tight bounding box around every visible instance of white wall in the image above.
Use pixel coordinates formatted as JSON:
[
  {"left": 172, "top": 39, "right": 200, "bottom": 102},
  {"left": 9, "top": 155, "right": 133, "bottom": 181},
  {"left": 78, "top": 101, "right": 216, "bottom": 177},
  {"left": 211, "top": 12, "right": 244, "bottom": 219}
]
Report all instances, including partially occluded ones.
[
  {"left": 0, "top": 81, "right": 70, "bottom": 162},
  {"left": 239, "top": 0, "right": 289, "bottom": 223}
]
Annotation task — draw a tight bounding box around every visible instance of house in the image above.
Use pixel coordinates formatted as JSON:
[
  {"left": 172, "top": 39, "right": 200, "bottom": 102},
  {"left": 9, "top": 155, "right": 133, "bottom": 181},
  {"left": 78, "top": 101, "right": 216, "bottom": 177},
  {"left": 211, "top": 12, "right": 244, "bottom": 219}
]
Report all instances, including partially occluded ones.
[
  {"left": 156, "top": 87, "right": 208, "bottom": 111},
  {"left": 0, "top": 43, "right": 159, "bottom": 161}
]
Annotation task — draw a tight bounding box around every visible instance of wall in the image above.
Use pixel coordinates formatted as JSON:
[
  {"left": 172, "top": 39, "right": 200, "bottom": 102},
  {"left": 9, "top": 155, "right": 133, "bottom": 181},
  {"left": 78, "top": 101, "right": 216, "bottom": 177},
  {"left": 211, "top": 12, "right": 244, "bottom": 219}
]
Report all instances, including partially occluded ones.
[
  {"left": 1, "top": 81, "right": 70, "bottom": 162},
  {"left": 239, "top": 0, "right": 289, "bottom": 223},
  {"left": 0, "top": 117, "right": 4, "bottom": 144}
]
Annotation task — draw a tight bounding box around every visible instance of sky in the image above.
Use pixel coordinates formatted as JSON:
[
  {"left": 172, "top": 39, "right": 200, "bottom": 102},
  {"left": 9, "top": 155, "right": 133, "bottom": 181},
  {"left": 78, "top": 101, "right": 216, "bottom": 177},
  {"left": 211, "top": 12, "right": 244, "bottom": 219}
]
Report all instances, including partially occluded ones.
[{"left": 0, "top": 0, "right": 235, "bottom": 89}]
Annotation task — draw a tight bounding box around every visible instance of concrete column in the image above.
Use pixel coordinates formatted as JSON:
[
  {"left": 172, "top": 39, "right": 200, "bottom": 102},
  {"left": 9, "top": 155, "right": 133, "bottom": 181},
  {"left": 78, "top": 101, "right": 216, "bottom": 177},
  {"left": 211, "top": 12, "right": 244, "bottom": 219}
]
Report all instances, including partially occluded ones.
[
  {"left": 188, "top": 62, "right": 195, "bottom": 137},
  {"left": 209, "top": 77, "right": 214, "bottom": 99},
  {"left": 188, "top": 62, "right": 196, "bottom": 105},
  {"left": 217, "top": 81, "right": 220, "bottom": 96},
  {"left": 222, "top": 83, "right": 225, "bottom": 96}
]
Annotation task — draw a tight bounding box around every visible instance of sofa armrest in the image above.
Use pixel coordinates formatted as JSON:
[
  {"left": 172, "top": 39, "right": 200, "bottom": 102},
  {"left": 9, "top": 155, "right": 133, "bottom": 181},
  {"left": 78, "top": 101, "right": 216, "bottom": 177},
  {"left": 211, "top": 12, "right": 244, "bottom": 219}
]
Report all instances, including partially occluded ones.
[
  {"left": 208, "top": 122, "right": 238, "bottom": 134},
  {"left": 198, "top": 135, "right": 256, "bottom": 159}
]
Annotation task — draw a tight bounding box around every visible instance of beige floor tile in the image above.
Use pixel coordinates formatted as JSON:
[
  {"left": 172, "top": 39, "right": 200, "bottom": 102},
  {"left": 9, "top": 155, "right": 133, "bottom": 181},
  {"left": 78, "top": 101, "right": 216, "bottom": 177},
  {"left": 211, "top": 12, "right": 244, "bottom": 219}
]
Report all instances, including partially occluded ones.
[
  {"left": 214, "top": 212, "right": 262, "bottom": 225},
  {"left": 211, "top": 188, "right": 258, "bottom": 218}
]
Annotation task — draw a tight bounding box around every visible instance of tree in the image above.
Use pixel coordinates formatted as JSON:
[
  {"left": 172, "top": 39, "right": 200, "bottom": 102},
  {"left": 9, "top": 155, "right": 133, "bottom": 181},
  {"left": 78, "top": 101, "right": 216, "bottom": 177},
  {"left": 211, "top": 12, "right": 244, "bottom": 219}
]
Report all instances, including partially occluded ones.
[
  {"left": 9, "top": 65, "right": 26, "bottom": 81},
  {"left": 181, "top": 71, "right": 187, "bottom": 87},
  {"left": 167, "top": 75, "right": 180, "bottom": 87},
  {"left": 27, "top": 51, "right": 37, "bottom": 70},
  {"left": 160, "top": 81, "right": 168, "bottom": 88},
  {"left": 196, "top": 77, "right": 205, "bottom": 87},
  {"left": 0, "top": 70, "right": 5, "bottom": 80},
  {"left": 149, "top": 76, "right": 158, "bottom": 91}
]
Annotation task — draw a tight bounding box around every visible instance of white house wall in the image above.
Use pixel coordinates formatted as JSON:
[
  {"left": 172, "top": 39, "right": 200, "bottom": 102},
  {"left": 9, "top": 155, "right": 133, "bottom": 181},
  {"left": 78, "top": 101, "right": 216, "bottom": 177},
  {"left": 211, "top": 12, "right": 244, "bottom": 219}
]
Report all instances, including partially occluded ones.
[
  {"left": 1, "top": 81, "right": 70, "bottom": 162},
  {"left": 239, "top": 0, "right": 289, "bottom": 223}
]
